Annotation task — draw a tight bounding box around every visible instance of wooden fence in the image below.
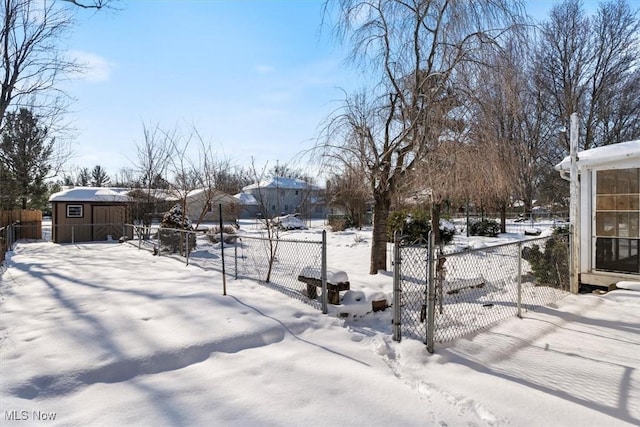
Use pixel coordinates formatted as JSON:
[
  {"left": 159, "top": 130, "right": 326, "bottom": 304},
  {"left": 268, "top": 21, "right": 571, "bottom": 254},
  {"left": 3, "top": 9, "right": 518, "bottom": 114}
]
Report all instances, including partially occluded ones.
[{"left": 0, "top": 209, "right": 42, "bottom": 240}]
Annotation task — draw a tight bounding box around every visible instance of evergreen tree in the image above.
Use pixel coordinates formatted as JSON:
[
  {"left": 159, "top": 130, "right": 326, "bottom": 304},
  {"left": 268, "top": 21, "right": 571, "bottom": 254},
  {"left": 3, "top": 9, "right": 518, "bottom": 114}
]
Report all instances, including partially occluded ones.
[
  {"left": 91, "top": 165, "right": 111, "bottom": 187},
  {"left": 77, "top": 168, "right": 91, "bottom": 186},
  {"left": 0, "top": 108, "right": 53, "bottom": 209}
]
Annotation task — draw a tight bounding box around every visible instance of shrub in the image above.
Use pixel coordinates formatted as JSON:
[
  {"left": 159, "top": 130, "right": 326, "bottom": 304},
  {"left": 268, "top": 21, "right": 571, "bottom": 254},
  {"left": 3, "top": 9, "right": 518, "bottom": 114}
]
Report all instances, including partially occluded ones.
[
  {"left": 523, "top": 228, "right": 569, "bottom": 289},
  {"left": 208, "top": 225, "right": 238, "bottom": 244},
  {"left": 158, "top": 204, "right": 196, "bottom": 254},
  {"left": 328, "top": 215, "right": 354, "bottom": 232},
  {"left": 469, "top": 219, "right": 500, "bottom": 237},
  {"left": 387, "top": 209, "right": 455, "bottom": 245}
]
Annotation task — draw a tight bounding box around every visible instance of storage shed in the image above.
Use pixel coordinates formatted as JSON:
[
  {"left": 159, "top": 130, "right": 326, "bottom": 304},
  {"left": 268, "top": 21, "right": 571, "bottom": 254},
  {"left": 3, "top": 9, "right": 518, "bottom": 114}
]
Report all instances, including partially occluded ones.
[
  {"left": 556, "top": 140, "right": 640, "bottom": 287},
  {"left": 49, "top": 187, "right": 132, "bottom": 244}
]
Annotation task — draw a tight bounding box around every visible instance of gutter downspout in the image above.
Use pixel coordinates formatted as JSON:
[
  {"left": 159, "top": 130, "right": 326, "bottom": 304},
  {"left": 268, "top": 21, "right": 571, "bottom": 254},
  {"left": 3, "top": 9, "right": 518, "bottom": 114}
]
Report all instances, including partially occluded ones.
[{"left": 569, "top": 113, "right": 580, "bottom": 294}]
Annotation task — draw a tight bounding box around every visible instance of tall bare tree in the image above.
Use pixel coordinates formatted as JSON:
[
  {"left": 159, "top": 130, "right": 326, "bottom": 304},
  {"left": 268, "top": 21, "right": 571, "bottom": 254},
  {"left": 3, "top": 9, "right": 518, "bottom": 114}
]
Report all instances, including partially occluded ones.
[
  {"left": 318, "top": 0, "right": 524, "bottom": 273},
  {"left": 536, "top": 0, "right": 640, "bottom": 154},
  {"left": 1, "top": 0, "right": 78, "bottom": 129}
]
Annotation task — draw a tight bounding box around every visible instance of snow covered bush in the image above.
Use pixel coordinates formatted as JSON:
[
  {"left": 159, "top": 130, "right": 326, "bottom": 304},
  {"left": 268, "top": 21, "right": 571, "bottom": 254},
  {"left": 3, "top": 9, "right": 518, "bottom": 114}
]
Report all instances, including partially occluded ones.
[
  {"left": 469, "top": 219, "right": 500, "bottom": 237},
  {"left": 208, "top": 225, "right": 238, "bottom": 244},
  {"left": 158, "top": 204, "right": 196, "bottom": 255}
]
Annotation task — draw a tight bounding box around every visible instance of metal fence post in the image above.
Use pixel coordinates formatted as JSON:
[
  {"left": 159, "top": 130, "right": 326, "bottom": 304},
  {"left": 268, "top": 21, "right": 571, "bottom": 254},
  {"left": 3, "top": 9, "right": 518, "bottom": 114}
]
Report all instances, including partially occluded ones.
[
  {"left": 426, "top": 231, "right": 435, "bottom": 353},
  {"left": 185, "top": 230, "right": 190, "bottom": 266},
  {"left": 321, "top": 230, "right": 328, "bottom": 314},
  {"left": 234, "top": 241, "right": 238, "bottom": 280},
  {"left": 392, "top": 232, "right": 402, "bottom": 342},
  {"left": 517, "top": 241, "right": 523, "bottom": 318}
]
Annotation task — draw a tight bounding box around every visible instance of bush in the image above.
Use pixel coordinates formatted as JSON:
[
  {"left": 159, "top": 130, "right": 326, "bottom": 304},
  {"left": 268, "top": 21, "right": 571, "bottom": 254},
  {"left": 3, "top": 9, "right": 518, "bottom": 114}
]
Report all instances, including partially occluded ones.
[
  {"left": 208, "top": 225, "right": 238, "bottom": 244},
  {"left": 523, "top": 228, "right": 569, "bottom": 289},
  {"left": 469, "top": 219, "right": 500, "bottom": 237},
  {"left": 327, "top": 215, "right": 354, "bottom": 232},
  {"left": 158, "top": 204, "right": 196, "bottom": 254},
  {"left": 387, "top": 209, "right": 455, "bottom": 245}
]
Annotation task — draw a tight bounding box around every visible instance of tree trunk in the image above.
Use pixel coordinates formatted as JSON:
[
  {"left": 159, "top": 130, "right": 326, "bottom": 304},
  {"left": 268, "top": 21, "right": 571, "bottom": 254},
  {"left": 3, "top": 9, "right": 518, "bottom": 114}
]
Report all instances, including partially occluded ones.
[
  {"left": 369, "top": 192, "right": 390, "bottom": 274},
  {"left": 431, "top": 203, "right": 441, "bottom": 245},
  {"left": 500, "top": 203, "right": 507, "bottom": 234}
]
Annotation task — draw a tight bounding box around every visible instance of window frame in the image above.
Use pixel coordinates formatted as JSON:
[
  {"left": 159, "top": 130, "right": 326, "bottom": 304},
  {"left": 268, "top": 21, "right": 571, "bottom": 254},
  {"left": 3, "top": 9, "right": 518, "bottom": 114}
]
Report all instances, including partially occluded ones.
[{"left": 66, "top": 204, "right": 84, "bottom": 218}]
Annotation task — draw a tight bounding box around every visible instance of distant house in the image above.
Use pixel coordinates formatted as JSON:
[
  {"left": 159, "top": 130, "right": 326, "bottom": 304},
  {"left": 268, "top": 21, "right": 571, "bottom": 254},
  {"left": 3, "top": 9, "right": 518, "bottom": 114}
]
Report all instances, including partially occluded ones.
[
  {"left": 126, "top": 188, "right": 240, "bottom": 225},
  {"left": 555, "top": 140, "right": 640, "bottom": 287},
  {"left": 49, "top": 187, "right": 133, "bottom": 243},
  {"left": 238, "top": 177, "right": 326, "bottom": 219},
  {"left": 233, "top": 192, "right": 260, "bottom": 219},
  {"left": 183, "top": 189, "right": 241, "bottom": 224}
]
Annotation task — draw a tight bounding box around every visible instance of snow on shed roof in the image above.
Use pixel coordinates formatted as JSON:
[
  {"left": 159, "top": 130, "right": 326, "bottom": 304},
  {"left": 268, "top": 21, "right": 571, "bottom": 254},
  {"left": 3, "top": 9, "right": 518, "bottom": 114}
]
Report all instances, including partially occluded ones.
[
  {"left": 234, "top": 192, "right": 258, "bottom": 205},
  {"left": 242, "top": 176, "right": 320, "bottom": 192},
  {"left": 555, "top": 140, "right": 640, "bottom": 171},
  {"left": 49, "top": 187, "right": 131, "bottom": 203}
]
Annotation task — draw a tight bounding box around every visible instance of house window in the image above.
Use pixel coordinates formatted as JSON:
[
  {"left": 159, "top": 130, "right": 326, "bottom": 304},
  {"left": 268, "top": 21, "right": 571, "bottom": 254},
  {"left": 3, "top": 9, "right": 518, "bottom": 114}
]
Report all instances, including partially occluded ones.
[
  {"left": 594, "top": 168, "right": 639, "bottom": 274},
  {"left": 66, "top": 204, "right": 83, "bottom": 218}
]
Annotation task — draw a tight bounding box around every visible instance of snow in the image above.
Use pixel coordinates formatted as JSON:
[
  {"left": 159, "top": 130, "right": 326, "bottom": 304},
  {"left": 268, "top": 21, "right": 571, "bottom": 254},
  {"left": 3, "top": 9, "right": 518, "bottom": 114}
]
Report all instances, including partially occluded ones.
[
  {"left": 616, "top": 281, "right": 640, "bottom": 291},
  {"left": 242, "top": 176, "right": 321, "bottom": 191},
  {"left": 233, "top": 192, "right": 258, "bottom": 205},
  {"left": 48, "top": 187, "right": 131, "bottom": 202},
  {"left": 555, "top": 139, "right": 640, "bottom": 171},
  {"left": 271, "top": 214, "right": 307, "bottom": 230},
  {"left": 1, "top": 224, "right": 639, "bottom": 426},
  {"left": 299, "top": 266, "right": 349, "bottom": 284}
]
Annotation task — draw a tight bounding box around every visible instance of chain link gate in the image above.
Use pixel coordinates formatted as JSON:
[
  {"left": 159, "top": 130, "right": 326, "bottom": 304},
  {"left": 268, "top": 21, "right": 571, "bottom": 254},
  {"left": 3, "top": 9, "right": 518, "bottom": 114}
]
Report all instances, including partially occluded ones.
[
  {"left": 392, "top": 232, "right": 436, "bottom": 351},
  {"left": 393, "top": 232, "right": 571, "bottom": 353}
]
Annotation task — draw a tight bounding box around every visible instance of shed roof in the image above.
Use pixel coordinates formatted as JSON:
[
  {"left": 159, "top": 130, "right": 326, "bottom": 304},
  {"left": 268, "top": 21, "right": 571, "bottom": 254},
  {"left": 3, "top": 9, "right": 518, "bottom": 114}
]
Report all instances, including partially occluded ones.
[
  {"left": 234, "top": 192, "right": 258, "bottom": 205},
  {"left": 555, "top": 140, "right": 640, "bottom": 171},
  {"left": 49, "top": 187, "right": 131, "bottom": 203}
]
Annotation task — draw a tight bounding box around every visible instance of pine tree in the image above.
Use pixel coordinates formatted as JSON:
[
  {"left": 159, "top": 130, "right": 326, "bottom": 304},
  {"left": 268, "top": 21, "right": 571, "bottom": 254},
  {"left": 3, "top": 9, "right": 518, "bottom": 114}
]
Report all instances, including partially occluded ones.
[
  {"left": 0, "top": 108, "right": 53, "bottom": 209},
  {"left": 91, "top": 165, "right": 111, "bottom": 187}
]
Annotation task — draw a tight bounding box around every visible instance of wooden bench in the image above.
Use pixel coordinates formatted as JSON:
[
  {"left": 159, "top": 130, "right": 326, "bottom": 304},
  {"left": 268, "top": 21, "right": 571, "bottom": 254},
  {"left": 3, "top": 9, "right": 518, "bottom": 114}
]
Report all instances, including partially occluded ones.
[{"left": 298, "top": 267, "right": 350, "bottom": 305}]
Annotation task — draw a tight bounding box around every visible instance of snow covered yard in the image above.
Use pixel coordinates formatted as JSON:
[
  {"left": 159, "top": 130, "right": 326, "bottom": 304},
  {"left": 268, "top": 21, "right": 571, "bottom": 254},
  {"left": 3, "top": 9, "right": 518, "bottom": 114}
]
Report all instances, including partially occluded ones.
[{"left": 1, "top": 232, "right": 639, "bottom": 426}]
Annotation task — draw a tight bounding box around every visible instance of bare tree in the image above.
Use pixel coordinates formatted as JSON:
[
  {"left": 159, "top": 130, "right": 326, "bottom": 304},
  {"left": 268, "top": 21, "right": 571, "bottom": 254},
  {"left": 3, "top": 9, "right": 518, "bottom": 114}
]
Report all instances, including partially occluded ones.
[
  {"left": 61, "top": 0, "right": 115, "bottom": 9},
  {"left": 318, "top": 0, "right": 523, "bottom": 273},
  {"left": 130, "top": 122, "right": 173, "bottom": 231},
  {"left": 247, "top": 158, "right": 281, "bottom": 283},
  {"left": 0, "top": 0, "right": 80, "bottom": 129},
  {"left": 326, "top": 163, "right": 370, "bottom": 229},
  {"left": 535, "top": 0, "right": 640, "bottom": 154},
  {"left": 76, "top": 167, "right": 90, "bottom": 186},
  {"left": 188, "top": 132, "right": 241, "bottom": 230}
]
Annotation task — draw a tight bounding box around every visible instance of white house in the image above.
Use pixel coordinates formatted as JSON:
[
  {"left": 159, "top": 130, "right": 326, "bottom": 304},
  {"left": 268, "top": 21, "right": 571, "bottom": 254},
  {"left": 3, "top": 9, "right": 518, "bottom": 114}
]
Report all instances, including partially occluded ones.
[
  {"left": 556, "top": 140, "right": 640, "bottom": 288},
  {"left": 237, "top": 177, "right": 326, "bottom": 219}
]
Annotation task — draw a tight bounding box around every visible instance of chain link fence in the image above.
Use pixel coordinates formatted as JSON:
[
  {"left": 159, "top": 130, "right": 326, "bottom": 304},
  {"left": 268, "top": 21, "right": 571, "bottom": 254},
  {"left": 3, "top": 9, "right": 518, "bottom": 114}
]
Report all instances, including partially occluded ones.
[
  {"left": 122, "top": 224, "right": 329, "bottom": 312},
  {"left": 393, "top": 233, "right": 570, "bottom": 351},
  {"left": 235, "top": 234, "right": 325, "bottom": 310}
]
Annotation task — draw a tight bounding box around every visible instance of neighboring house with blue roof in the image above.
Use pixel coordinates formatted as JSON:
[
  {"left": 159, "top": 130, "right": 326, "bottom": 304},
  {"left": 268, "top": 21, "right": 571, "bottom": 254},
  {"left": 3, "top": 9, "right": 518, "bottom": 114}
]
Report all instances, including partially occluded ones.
[{"left": 236, "top": 177, "right": 326, "bottom": 219}]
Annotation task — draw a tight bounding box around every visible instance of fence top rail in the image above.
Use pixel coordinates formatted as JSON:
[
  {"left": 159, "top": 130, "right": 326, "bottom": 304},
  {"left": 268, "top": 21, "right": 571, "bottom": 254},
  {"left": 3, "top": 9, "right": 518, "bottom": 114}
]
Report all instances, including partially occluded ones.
[
  {"left": 440, "top": 233, "right": 569, "bottom": 258},
  {"left": 237, "top": 233, "right": 323, "bottom": 245}
]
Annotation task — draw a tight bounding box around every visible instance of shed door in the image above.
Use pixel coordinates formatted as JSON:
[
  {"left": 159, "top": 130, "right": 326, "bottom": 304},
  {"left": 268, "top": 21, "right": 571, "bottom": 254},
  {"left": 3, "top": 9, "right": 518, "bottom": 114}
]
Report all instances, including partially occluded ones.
[{"left": 93, "top": 206, "right": 125, "bottom": 241}]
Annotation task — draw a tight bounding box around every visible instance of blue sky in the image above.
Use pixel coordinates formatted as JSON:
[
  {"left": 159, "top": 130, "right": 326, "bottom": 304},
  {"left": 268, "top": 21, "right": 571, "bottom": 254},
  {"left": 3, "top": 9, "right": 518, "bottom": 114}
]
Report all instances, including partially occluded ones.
[{"left": 61, "top": 0, "right": 592, "bottom": 180}]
